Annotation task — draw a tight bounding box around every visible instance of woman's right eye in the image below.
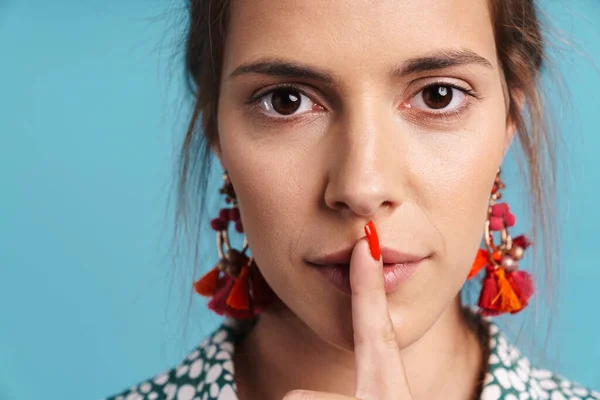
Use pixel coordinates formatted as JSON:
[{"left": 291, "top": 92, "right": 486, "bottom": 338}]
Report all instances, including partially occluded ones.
[{"left": 257, "top": 88, "right": 321, "bottom": 118}]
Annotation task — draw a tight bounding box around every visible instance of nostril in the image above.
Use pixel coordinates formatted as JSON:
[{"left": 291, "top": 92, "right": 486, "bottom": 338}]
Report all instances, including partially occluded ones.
[{"left": 332, "top": 201, "right": 348, "bottom": 212}]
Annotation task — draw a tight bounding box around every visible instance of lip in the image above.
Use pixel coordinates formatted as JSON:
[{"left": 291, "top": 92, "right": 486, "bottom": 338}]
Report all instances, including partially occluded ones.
[
  {"left": 308, "top": 246, "right": 425, "bottom": 266},
  {"left": 309, "top": 259, "right": 426, "bottom": 295}
]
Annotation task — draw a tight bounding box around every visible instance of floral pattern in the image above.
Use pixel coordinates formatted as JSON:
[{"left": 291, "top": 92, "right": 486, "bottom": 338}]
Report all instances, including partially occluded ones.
[{"left": 105, "top": 316, "right": 598, "bottom": 400}]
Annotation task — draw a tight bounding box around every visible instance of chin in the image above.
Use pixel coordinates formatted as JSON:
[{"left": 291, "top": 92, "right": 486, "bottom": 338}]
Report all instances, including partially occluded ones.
[
  {"left": 300, "top": 301, "right": 436, "bottom": 353},
  {"left": 313, "top": 315, "right": 357, "bottom": 353},
  {"left": 267, "top": 295, "right": 451, "bottom": 354},
  {"left": 264, "top": 266, "right": 455, "bottom": 353}
]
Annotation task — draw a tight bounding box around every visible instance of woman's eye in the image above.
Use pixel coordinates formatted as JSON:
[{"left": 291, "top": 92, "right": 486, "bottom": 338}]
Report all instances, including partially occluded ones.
[
  {"left": 258, "top": 88, "right": 317, "bottom": 117},
  {"left": 410, "top": 84, "right": 467, "bottom": 112}
]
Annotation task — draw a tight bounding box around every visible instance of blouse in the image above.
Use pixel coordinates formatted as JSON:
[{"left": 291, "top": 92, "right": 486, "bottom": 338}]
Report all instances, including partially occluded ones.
[{"left": 105, "top": 312, "right": 598, "bottom": 400}]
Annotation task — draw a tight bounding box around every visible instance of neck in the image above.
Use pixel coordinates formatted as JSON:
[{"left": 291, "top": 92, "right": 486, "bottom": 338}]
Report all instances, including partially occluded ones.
[{"left": 234, "top": 296, "right": 485, "bottom": 400}]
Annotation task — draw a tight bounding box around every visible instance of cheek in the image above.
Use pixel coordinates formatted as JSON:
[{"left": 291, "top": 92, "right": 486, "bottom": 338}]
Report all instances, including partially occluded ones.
[
  {"left": 410, "top": 113, "right": 507, "bottom": 276},
  {"left": 218, "top": 134, "right": 348, "bottom": 344},
  {"left": 216, "top": 119, "right": 310, "bottom": 290}
]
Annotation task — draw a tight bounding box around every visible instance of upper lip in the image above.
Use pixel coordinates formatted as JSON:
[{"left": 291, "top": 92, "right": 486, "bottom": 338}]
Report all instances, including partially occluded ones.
[{"left": 308, "top": 246, "right": 427, "bottom": 266}]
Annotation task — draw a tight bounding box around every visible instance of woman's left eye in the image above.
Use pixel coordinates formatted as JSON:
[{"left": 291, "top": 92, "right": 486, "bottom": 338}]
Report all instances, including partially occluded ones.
[
  {"left": 408, "top": 84, "right": 469, "bottom": 113},
  {"left": 256, "top": 88, "right": 319, "bottom": 118}
]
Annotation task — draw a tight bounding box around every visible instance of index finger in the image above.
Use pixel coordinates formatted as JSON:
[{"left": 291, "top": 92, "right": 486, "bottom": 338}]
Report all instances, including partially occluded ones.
[{"left": 350, "top": 222, "right": 413, "bottom": 399}]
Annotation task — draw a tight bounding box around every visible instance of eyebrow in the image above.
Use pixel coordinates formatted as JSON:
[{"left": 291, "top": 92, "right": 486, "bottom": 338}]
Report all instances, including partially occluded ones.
[
  {"left": 394, "top": 49, "right": 493, "bottom": 77},
  {"left": 228, "top": 49, "right": 493, "bottom": 83},
  {"left": 229, "top": 58, "right": 336, "bottom": 85}
]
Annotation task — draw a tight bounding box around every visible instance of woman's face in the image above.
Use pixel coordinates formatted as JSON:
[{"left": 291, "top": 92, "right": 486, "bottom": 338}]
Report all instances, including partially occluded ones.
[{"left": 216, "top": 0, "right": 513, "bottom": 349}]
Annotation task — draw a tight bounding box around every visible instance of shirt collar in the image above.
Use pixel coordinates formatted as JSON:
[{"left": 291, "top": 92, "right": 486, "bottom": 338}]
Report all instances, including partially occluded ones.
[{"left": 191, "top": 314, "right": 592, "bottom": 399}]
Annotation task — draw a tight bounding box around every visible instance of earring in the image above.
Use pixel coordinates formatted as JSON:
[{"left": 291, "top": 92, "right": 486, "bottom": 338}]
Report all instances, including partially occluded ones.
[
  {"left": 467, "top": 168, "right": 535, "bottom": 316},
  {"left": 193, "top": 171, "right": 277, "bottom": 319}
]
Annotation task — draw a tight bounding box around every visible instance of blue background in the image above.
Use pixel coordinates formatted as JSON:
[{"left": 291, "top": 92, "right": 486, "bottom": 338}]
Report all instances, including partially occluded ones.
[{"left": 0, "top": 1, "right": 599, "bottom": 399}]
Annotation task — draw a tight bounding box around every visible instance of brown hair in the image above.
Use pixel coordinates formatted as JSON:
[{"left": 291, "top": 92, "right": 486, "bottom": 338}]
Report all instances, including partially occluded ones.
[{"left": 174, "top": 0, "right": 559, "bottom": 349}]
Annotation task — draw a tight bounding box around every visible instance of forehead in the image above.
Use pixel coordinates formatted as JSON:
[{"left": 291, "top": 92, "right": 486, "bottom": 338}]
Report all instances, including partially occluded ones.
[{"left": 223, "top": 0, "right": 498, "bottom": 78}]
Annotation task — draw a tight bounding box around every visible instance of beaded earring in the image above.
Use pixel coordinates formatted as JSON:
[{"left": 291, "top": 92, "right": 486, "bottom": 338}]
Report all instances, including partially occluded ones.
[
  {"left": 193, "top": 171, "right": 277, "bottom": 319},
  {"left": 468, "top": 169, "right": 535, "bottom": 316}
]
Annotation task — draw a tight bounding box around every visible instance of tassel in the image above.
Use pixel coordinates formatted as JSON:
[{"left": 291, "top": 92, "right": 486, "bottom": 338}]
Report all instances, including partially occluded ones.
[
  {"left": 206, "top": 275, "right": 254, "bottom": 319},
  {"left": 509, "top": 270, "right": 534, "bottom": 311},
  {"left": 468, "top": 249, "right": 489, "bottom": 279},
  {"left": 478, "top": 267, "right": 501, "bottom": 316},
  {"left": 226, "top": 265, "right": 251, "bottom": 310},
  {"left": 196, "top": 256, "right": 278, "bottom": 318},
  {"left": 193, "top": 266, "right": 220, "bottom": 297},
  {"left": 208, "top": 276, "right": 236, "bottom": 315},
  {"left": 492, "top": 268, "right": 523, "bottom": 314},
  {"left": 468, "top": 249, "right": 503, "bottom": 279},
  {"left": 209, "top": 280, "right": 254, "bottom": 319}
]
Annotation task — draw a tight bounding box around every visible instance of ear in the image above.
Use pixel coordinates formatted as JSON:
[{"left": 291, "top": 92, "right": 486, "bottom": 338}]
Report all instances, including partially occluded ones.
[{"left": 503, "top": 88, "right": 525, "bottom": 160}]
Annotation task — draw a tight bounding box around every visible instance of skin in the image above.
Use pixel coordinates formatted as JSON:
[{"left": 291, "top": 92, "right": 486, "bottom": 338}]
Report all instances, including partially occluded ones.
[{"left": 214, "top": 0, "right": 517, "bottom": 398}]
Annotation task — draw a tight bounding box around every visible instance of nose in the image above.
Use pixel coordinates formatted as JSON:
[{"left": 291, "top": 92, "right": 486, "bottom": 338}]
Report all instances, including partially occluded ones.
[{"left": 323, "top": 100, "right": 406, "bottom": 219}]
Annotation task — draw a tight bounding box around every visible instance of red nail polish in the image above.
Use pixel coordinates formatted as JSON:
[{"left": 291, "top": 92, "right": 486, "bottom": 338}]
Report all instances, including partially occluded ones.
[{"left": 364, "top": 221, "right": 381, "bottom": 261}]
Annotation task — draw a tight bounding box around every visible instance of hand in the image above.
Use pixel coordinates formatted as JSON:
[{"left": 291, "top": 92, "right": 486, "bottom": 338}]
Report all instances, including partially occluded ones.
[{"left": 282, "top": 227, "right": 414, "bottom": 400}]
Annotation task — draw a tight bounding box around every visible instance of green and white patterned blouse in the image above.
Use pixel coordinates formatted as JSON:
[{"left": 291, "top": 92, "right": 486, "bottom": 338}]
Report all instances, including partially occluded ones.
[{"left": 106, "top": 313, "right": 598, "bottom": 400}]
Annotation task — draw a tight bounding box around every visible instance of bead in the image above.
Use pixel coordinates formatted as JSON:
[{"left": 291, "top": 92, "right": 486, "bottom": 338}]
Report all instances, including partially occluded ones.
[
  {"left": 225, "top": 249, "right": 249, "bottom": 269},
  {"left": 509, "top": 246, "right": 524, "bottom": 260},
  {"left": 222, "top": 182, "right": 236, "bottom": 200},
  {"left": 504, "top": 212, "right": 516, "bottom": 227},
  {"left": 501, "top": 255, "right": 518, "bottom": 271},
  {"left": 489, "top": 216, "right": 505, "bottom": 231},
  {"left": 491, "top": 203, "right": 508, "bottom": 217},
  {"left": 229, "top": 208, "right": 240, "bottom": 221},
  {"left": 216, "top": 258, "right": 234, "bottom": 276},
  {"left": 210, "top": 218, "right": 227, "bottom": 231},
  {"left": 492, "top": 250, "right": 503, "bottom": 262},
  {"left": 219, "top": 208, "right": 230, "bottom": 222},
  {"left": 220, "top": 259, "right": 240, "bottom": 277}
]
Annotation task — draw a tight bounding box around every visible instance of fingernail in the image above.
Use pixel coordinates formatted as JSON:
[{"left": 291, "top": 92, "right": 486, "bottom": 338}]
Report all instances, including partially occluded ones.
[{"left": 364, "top": 221, "right": 381, "bottom": 261}]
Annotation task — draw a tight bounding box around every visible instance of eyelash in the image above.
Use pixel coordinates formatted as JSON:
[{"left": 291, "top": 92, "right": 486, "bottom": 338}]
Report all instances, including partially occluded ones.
[{"left": 246, "top": 82, "right": 481, "bottom": 123}]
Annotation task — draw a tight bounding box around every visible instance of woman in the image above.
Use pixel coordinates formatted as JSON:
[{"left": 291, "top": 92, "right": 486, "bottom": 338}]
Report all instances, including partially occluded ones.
[{"left": 107, "top": 0, "right": 598, "bottom": 399}]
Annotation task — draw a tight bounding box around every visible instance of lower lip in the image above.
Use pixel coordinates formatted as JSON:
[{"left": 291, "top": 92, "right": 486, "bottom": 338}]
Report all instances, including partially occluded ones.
[{"left": 311, "top": 260, "right": 424, "bottom": 295}]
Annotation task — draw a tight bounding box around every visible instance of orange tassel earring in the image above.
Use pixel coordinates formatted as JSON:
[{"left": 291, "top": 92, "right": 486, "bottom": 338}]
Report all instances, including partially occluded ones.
[
  {"left": 467, "top": 169, "right": 534, "bottom": 316},
  {"left": 193, "top": 171, "right": 278, "bottom": 319}
]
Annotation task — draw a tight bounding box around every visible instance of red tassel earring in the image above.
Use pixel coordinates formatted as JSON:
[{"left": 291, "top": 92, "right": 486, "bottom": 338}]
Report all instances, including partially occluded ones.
[
  {"left": 467, "top": 169, "right": 535, "bottom": 316},
  {"left": 193, "top": 171, "right": 278, "bottom": 319}
]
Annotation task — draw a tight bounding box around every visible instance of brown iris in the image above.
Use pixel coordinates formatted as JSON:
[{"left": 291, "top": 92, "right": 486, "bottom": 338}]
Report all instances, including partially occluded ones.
[
  {"left": 422, "top": 85, "right": 453, "bottom": 109},
  {"left": 271, "top": 89, "right": 302, "bottom": 115}
]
